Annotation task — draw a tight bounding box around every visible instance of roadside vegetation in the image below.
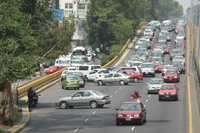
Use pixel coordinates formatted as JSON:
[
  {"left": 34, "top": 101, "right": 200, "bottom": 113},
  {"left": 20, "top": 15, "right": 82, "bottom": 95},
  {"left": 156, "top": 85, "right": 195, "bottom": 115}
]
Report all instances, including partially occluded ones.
[
  {"left": 86, "top": 0, "right": 183, "bottom": 65},
  {"left": 0, "top": 0, "right": 74, "bottom": 125}
]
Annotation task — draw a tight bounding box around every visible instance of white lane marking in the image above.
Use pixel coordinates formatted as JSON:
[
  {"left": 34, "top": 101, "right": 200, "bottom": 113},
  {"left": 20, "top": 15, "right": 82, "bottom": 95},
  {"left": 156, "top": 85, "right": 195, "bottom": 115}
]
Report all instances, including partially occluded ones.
[
  {"left": 84, "top": 118, "right": 89, "bottom": 123},
  {"left": 148, "top": 95, "right": 151, "bottom": 98},
  {"left": 144, "top": 104, "right": 146, "bottom": 108},
  {"left": 92, "top": 111, "right": 96, "bottom": 115},
  {"left": 145, "top": 99, "right": 149, "bottom": 103},
  {"left": 131, "top": 126, "right": 135, "bottom": 132},
  {"left": 110, "top": 95, "right": 113, "bottom": 98},
  {"left": 73, "top": 128, "right": 79, "bottom": 133}
]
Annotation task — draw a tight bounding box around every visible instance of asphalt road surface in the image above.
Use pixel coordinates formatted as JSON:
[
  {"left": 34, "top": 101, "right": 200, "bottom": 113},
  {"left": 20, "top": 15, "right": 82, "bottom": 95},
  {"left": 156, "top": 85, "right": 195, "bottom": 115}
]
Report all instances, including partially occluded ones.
[{"left": 22, "top": 42, "right": 187, "bottom": 133}]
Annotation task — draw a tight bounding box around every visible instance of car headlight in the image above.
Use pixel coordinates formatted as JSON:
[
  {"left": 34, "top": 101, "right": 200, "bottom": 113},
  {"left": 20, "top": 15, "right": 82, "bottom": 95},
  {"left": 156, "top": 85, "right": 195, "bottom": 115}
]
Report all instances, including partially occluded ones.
[{"left": 134, "top": 114, "right": 140, "bottom": 118}]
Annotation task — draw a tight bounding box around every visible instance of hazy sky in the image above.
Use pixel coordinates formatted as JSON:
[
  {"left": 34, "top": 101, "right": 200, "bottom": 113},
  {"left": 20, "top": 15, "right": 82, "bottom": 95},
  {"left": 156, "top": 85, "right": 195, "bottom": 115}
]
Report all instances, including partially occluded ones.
[{"left": 175, "top": 0, "right": 191, "bottom": 13}]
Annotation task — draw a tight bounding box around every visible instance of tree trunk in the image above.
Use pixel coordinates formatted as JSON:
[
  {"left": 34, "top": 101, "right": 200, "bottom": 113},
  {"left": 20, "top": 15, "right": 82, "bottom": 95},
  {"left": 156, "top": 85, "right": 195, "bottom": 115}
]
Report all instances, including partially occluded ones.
[{"left": 1, "top": 80, "right": 14, "bottom": 122}]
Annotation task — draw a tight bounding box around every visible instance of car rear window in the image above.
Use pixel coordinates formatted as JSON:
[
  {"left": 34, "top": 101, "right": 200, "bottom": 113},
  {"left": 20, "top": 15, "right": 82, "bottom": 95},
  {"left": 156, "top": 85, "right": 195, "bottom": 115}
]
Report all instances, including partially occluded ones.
[
  {"left": 120, "top": 103, "right": 141, "bottom": 111},
  {"left": 161, "top": 85, "right": 176, "bottom": 90},
  {"left": 79, "top": 66, "right": 89, "bottom": 70}
]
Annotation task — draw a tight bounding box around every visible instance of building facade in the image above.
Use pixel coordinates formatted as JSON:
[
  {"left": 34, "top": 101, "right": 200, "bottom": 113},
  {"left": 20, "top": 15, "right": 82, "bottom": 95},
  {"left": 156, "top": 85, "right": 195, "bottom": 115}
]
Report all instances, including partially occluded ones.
[{"left": 59, "top": 0, "right": 90, "bottom": 20}]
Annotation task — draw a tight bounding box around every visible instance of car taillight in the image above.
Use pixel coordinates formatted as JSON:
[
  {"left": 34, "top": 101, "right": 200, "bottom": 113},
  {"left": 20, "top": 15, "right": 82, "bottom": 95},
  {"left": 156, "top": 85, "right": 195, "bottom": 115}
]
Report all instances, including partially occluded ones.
[{"left": 118, "top": 114, "right": 123, "bottom": 118}]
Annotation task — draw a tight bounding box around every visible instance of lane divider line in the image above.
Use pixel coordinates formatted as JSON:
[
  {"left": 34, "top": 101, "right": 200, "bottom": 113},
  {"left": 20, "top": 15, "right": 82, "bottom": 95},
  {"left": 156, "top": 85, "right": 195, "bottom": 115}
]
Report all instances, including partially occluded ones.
[
  {"left": 92, "top": 111, "right": 96, "bottom": 115},
  {"left": 145, "top": 99, "right": 149, "bottom": 103},
  {"left": 84, "top": 118, "right": 89, "bottom": 123},
  {"left": 73, "top": 128, "right": 79, "bottom": 133},
  {"left": 148, "top": 95, "right": 151, "bottom": 98},
  {"left": 131, "top": 126, "right": 135, "bottom": 132}
]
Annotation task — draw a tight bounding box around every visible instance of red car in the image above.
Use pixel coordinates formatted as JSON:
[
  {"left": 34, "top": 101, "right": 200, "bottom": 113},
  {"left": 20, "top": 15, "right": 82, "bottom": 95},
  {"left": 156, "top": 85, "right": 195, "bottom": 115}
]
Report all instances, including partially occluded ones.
[
  {"left": 118, "top": 67, "right": 143, "bottom": 82},
  {"left": 163, "top": 70, "right": 180, "bottom": 83},
  {"left": 158, "top": 84, "right": 179, "bottom": 101},
  {"left": 154, "top": 64, "right": 163, "bottom": 73},
  {"left": 45, "top": 66, "right": 63, "bottom": 74},
  {"left": 116, "top": 101, "right": 146, "bottom": 125}
]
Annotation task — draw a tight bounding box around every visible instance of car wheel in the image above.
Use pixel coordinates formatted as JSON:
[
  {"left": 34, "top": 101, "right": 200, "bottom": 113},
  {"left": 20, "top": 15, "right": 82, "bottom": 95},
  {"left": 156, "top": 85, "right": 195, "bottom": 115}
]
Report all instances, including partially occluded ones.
[
  {"left": 116, "top": 120, "right": 121, "bottom": 126},
  {"left": 139, "top": 119, "right": 144, "bottom": 125},
  {"left": 90, "top": 101, "right": 97, "bottom": 109},
  {"left": 119, "top": 80, "right": 125, "bottom": 85},
  {"left": 158, "top": 97, "right": 162, "bottom": 101},
  {"left": 59, "top": 101, "right": 67, "bottom": 109},
  {"left": 97, "top": 80, "right": 104, "bottom": 86},
  {"left": 98, "top": 104, "right": 104, "bottom": 108}
]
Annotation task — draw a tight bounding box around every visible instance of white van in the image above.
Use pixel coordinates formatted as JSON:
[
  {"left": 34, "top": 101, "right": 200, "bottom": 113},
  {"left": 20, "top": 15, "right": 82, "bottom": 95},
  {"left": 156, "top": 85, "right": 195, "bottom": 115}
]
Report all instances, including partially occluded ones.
[{"left": 67, "top": 65, "right": 101, "bottom": 77}]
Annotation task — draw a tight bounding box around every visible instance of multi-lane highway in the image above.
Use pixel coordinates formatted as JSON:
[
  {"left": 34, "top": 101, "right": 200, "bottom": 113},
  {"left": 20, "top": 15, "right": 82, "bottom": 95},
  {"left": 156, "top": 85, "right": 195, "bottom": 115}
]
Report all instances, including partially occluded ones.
[{"left": 22, "top": 34, "right": 187, "bottom": 133}]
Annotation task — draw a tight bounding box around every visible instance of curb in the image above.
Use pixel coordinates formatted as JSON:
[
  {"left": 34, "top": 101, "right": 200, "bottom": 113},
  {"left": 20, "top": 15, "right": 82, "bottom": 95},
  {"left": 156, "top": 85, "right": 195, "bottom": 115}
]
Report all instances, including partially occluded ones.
[{"left": 6, "top": 108, "right": 31, "bottom": 133}]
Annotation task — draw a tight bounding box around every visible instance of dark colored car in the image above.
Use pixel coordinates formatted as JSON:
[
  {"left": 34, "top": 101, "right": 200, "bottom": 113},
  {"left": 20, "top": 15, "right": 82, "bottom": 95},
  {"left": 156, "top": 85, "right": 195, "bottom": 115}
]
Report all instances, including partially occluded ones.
[
  {"left": 158, "top": 84, "right": 179, "bottom": 101},
  {"left": 116, "top": 101, "right": 146, "bottom": 125}
]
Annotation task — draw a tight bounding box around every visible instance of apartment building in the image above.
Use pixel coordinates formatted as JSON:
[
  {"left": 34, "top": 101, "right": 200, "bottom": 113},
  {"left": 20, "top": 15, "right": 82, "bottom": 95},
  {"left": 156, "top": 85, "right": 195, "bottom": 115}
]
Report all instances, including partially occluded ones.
[{"left": 59, "top": 0, "right": 89, "bottom": 20}]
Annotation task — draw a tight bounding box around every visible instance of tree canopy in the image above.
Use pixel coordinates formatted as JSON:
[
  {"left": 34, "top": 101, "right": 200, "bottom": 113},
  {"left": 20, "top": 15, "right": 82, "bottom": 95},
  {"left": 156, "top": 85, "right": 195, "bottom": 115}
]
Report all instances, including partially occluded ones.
[{"left": 86, "top": 0, "right": 183, "bottom": 52}]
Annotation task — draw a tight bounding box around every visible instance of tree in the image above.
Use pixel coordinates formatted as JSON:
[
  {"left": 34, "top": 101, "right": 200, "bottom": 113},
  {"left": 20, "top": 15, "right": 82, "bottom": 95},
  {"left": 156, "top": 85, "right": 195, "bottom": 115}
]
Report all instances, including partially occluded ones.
[{"left": 0, "top": 0, "right": 36, "bottom": 123}]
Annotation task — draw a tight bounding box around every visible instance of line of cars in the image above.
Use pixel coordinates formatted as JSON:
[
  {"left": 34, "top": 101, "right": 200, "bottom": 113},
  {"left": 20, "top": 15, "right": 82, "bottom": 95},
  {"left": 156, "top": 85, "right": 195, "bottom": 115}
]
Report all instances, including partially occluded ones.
[{"left": 56, "top": 19, "right": 186, "bottom": 126}]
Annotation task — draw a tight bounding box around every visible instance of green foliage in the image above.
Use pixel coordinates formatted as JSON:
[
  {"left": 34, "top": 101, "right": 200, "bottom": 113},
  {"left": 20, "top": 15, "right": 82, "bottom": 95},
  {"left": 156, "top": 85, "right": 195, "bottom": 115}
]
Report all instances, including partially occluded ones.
[
  {"left": 0, "top": 0, "right": 74, "bottom": 84},
  {"left": 2, "top": 109, "right": 22, "bottom": 126},
  {"left": 0, "top": 0, "right": 37, "bottom": 83},
  {"left": 87, "top": 0, "right": 183, "bottom": 54}
]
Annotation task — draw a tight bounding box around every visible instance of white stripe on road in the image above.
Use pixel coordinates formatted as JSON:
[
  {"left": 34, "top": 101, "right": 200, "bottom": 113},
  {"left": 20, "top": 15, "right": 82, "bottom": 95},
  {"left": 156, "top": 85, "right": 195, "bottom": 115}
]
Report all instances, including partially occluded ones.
[
  {"left": 131, "top": 126, "right": 135, "bottom": 132},
  {"left": 145, "top": 99, "right": 149, "bottom": 103},
  {"left": 84, "top": 118, "right": 89, "bottom": 123},
  {"left": 92, "top": 111, "right": 96, "bottom": 115},
  {"left": 73, "top": 128, "right": 79, "bottom": 133},
  {"left": 148, "top": 95, "right": 151, "bottom": 98}
]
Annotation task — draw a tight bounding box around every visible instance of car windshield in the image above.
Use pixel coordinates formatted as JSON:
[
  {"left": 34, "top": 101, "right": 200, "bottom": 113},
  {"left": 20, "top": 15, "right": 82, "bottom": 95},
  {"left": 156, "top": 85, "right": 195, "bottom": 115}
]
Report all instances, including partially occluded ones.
[
  {"left": 92, "top": 90, "right": 104, "bottom": 96},
  {"left": 161, "top": 85, "right": 176, "bottom": 90},
  {"left": 149, "top": 79, "right": 163, "bottom": 84},
  {"left": 119, "top": 103, "right": 141, "bottom": 111},
  {"left": 67, "top": 76, "right": 78, "bottom": 80},
  {"left": 142, "top": 63, "right": 154, "bottom": 68}
]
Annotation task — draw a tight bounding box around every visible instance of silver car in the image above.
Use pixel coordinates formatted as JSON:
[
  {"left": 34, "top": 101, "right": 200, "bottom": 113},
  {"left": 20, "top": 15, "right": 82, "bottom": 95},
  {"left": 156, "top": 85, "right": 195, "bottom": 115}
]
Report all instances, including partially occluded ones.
[
  {"left": 57, "top": 90, "right": 111, "bottom": 109},
  {"left": 147, "top": 78, "right": 163, "bottom": 94},
  {"left": 95, "top": 73, "right": 130, "bottom": 86}
]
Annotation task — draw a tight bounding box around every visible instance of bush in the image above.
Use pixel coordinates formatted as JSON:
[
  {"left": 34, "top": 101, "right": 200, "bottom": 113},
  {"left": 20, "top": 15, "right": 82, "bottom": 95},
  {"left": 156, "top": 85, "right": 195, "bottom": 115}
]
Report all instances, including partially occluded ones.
[
  {"left": 101, "top": 44, "right": 123, "bottom": 66},
  {"left": 3, "top": 109, "right": 22, "bottom": 126}
]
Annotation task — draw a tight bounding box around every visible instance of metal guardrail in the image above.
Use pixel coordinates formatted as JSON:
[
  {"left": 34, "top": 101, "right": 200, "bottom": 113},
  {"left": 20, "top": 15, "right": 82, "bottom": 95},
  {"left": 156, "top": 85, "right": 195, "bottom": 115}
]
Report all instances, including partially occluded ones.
[{"left": 17, "top": 69, "right": 63, "bottom": 97}]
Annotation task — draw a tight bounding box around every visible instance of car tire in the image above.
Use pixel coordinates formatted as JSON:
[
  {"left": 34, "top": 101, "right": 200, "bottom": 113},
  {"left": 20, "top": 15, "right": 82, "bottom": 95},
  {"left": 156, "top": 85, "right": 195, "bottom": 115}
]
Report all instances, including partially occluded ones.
[
  {"left": 90, "top": 101, "right": 97, "bottom": 109},
  {"left": 158, "top": 97, "right": 162, "bottom": 101},
  {"left": 116, "top": 120, "right": 121, "bottom": 126},
  {"left": 98, "top": 104, "right": 104, "bottom": 108},
  {"left": 139, "top": 119, "right": 144, "bottom": 125},
  {"left": 119, "top": 80, "right": 125, "bottom": 85},
  {"left": 97, "top": 80, "right": 104, "bottom": 86},
  {"left": 59, "top": 101, "right": 68, "bottom": 109}
]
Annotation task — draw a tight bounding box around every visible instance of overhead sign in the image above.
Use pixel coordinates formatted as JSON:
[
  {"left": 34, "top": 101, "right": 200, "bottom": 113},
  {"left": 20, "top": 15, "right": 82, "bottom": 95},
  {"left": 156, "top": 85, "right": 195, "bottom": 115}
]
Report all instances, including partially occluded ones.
[{"left": 53, "top": 9, "right": 65, "bottom": 21}]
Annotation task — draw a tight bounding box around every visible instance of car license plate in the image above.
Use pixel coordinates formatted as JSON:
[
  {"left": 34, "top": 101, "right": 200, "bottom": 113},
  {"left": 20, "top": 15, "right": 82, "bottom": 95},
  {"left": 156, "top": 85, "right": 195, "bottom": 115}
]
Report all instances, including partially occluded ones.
[{"left": 126, "top": 117, "right": 131, "bottom": 121}]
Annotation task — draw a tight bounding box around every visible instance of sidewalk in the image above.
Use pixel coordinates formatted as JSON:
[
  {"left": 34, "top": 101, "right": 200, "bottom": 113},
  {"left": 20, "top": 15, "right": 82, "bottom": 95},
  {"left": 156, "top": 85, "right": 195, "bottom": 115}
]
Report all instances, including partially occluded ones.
[{"left": 0, "top": 105, "right": 30, "bottom": 133}]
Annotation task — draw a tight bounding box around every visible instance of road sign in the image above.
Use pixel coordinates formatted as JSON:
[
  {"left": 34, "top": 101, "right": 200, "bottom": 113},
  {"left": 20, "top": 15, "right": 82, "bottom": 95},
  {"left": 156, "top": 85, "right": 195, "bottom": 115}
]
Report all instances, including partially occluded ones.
[{"left": 53, "top": 9, "right": 64, "bottom": 21}]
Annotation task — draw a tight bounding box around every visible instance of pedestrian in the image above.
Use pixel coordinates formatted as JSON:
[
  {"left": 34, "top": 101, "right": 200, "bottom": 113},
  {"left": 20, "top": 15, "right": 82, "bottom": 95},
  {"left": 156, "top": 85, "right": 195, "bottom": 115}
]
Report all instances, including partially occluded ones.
[{"left": 27, "top": 87, "right": 35, "bottom": 112}]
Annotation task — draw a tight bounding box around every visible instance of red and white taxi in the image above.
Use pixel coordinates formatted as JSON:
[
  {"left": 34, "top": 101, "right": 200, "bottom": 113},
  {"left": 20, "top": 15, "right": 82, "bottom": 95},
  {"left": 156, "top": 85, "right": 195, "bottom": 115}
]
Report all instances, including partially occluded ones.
[
  {"left": 118, "top": 67, "right": 143, "bottom": 82},
  {"left": 163, "top": 70, "right": 180, "bottom": 83},
  {"left": 116, "top": 101, "right": 146, "bottom": 125},
  {"left": 158, "top": 84, "right": 179, "bottom": 101}
]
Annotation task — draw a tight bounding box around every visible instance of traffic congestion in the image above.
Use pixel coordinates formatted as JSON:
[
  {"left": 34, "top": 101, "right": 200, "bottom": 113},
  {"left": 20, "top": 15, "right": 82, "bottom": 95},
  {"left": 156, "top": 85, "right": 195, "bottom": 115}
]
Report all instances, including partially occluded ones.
[{"left": 23, "top": 18, "right": 187, "bottom": 133}]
